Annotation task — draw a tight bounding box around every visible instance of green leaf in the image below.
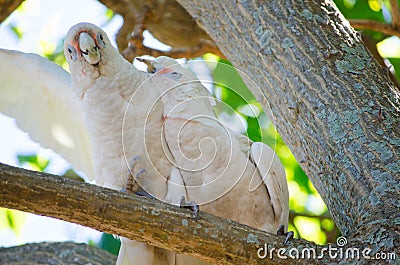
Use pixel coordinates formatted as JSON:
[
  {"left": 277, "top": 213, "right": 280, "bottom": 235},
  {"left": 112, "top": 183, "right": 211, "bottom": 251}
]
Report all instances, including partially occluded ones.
[
  {"left": 293, "top": 216, "right": 327, "bottom": 244},
  {"left": 17, "top": 154, "right": 50, "bottom": 172},
  {"left": 293, "top": 164, "right": 311, "bottom": 193},
  {"left": 8, "top": 24, "right": 23, "bottom": 40},
  {"left": 321, "top": 218, "right": 336, "bottom": 232},
  {"left": 97, "top": 233, "right": 121, "bottom": 256},
  {"left": 246, "top": 117, "right": 262, "bottom": 142},
  {"left": 62, "top": 169, "right": 85, "bottom": 182},
  {"left": 211, "top": 59, "right": 255, "bottom": 109},
  {"left": 0, "top": 208, "right": 27, "bottom": 235}
]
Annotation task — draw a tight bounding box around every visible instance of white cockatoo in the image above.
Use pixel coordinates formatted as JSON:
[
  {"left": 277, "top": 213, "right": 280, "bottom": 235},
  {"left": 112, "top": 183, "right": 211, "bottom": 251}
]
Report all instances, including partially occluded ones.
[{"left": 0, "top": 22, "right": 289, "bottom": 265}]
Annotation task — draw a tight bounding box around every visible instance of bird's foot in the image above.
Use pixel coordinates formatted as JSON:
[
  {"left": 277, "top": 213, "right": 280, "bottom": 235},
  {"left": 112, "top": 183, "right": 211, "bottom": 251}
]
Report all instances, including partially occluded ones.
[
  {"left": 121, "top": 186, "right": 153, "bottom": 199},
  {"left": 134, "top": 188, "right": 155, "bottom": 199},
  {"left": 180, "top": 196, "right": 199, "bottom": 219},
  {"left": 121, "top": 183, "right": 135, "bottom": 195},
  {"left": 277, "top": 225, "right": 294, "bottom": 246}
]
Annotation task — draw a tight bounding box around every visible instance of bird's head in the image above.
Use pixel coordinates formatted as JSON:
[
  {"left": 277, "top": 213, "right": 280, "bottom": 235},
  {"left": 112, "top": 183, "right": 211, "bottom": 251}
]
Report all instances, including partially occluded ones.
[
  {"left": 64, "top": 22, "right": 124, "bottom": 95},
  {"left": 64, "top": 22, "right": 113, "bottom": 67}
]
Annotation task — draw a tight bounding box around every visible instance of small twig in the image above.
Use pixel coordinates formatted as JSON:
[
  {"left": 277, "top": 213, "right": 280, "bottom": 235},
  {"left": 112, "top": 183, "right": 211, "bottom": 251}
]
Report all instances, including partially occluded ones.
[
  {"left": 128, "top": 5, "right": 150, "bottom": 50},
  {"left": 390, "top": 0, "right": 400, "bottom": 29},
  {"left": 289, "top": 210, "right": 332, "bottom": 221},
  {"left": 117, "top": 3, "right": 224, "bottom": 61},
  {"left": 349, "top": 19, "right": 400, "bottom": 37},
  {"left": 121, "top": 39, "right": 224, "bottom": 62}
]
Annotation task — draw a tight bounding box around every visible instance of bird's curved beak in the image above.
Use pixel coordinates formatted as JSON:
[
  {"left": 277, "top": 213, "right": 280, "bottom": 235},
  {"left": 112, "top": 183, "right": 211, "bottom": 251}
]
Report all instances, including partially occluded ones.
[{"left": 79, "top": 32, "right": 100, "bottom": 65}]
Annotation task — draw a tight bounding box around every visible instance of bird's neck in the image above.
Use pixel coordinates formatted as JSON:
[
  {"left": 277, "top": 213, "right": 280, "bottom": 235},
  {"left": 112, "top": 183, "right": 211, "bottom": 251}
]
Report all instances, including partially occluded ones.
[{"left": 73, "top": 51, "right": 148, "bottom": 99}]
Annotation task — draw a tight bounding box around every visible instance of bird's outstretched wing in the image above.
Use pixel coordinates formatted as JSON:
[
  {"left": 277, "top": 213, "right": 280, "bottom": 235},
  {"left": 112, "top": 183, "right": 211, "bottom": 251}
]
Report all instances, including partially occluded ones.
[{"left": 0, "top": 49, "right": 94, "bottom": 179}]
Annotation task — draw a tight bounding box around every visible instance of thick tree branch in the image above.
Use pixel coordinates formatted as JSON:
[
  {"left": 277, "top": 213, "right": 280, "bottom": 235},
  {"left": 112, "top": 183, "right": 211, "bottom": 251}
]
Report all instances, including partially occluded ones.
[
  {"left": 0, "top": 242, "right": 116, "bottom": 265},
  {"left": 0, "top": 0, "right": 23, "bottom": 23},
  {"left": 0, "top": 162, "right": 330, "bottom": 265},
  {"left": 175, "top": 0, "right": 400, "bottom": 253},
  {"left": 96, "top": 0, "right": 223, "bottom": 58}
]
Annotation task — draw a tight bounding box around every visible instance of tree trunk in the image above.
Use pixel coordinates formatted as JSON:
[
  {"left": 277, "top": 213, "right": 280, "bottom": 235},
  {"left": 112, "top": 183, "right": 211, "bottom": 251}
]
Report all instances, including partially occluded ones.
[{"left": 175, "top": 0, "right": 399, "bottom": 254}]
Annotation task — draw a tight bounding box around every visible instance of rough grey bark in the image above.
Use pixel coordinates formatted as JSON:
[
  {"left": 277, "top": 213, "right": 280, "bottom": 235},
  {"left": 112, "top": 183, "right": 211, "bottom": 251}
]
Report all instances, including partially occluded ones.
[
  {"left": 175, "top": 0, "right": 400, "bottom": 255},
  {"left": 0, "top": 242, "right": 117, "bottom": 265}
]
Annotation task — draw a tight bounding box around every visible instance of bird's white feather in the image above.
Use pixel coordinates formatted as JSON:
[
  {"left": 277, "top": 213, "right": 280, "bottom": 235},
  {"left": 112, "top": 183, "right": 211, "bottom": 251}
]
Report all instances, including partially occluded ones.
[
  {"left": 149, "top": 57, "right": 289, "bottom": 230},
  {"left": 250, "top": 142, "right": 289, "bottom": 229},
  {"left": 0, "top": 49, "right": 94, "bottom": 179}
]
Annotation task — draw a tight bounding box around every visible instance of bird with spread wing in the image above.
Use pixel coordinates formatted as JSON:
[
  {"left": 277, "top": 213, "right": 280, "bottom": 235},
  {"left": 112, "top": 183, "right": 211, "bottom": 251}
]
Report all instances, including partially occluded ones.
[{"left": 0, "top": 22, "right": 290, "bottom": 265}]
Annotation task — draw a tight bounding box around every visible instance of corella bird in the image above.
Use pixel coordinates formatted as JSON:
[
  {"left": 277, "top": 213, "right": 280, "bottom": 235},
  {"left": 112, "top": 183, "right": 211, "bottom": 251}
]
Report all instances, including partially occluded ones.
[{"left": 0, "top": 22, "right": 289, "bottom": 264}]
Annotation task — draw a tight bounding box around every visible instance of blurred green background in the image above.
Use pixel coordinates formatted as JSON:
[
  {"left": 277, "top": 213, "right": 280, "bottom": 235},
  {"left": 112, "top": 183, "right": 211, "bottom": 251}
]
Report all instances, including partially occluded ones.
[{"left": 1, "top": 0, "right": 397, "bottom": 256}]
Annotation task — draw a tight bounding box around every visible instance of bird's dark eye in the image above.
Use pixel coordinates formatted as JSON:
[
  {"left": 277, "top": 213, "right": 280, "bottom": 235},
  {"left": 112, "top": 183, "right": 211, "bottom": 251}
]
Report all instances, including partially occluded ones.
[
  {"left": 67, "top": 45, "right": 78, "bottom": 62},
  {"left": 97, "top": 32, "right": 106, "bottom": 48}
]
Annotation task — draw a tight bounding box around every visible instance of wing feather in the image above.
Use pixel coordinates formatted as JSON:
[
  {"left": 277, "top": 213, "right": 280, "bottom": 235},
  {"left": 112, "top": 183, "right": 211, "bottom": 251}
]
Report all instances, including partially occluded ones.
[
  {"left": 0, "top": 49, "right": 94, "bottom": 179},
  {"left": 250, "top": 142, "right": 289, "bottom": 228}
]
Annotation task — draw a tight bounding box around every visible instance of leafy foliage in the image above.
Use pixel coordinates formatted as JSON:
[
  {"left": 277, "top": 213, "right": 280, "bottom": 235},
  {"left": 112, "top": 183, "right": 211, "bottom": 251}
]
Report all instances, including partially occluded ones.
[{"left": 335, "top": 0, "right": 387, "bottom": 22}]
